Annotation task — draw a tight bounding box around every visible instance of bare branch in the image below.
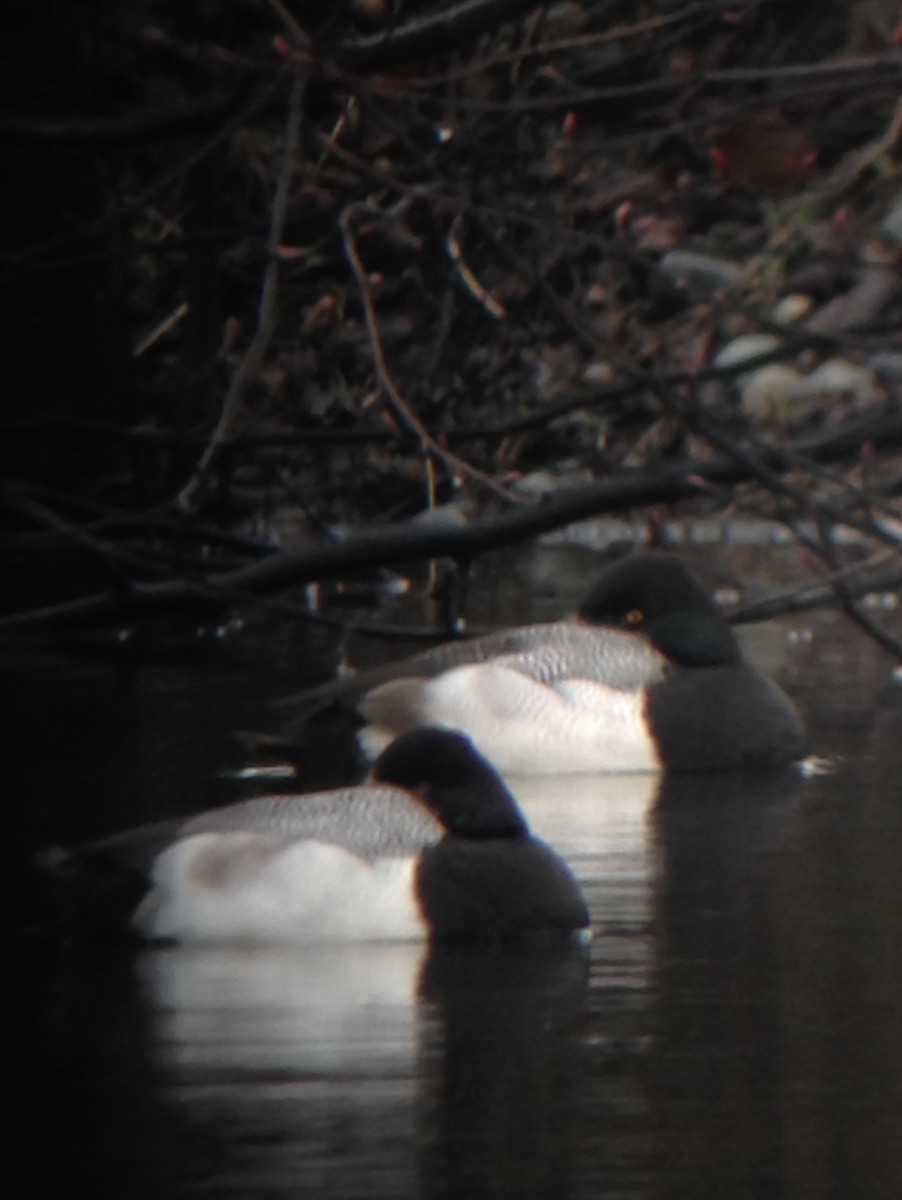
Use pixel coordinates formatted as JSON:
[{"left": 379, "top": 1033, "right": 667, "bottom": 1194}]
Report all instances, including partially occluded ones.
[
  {"left": 1, "top": 405, "right": 898, "bottom": 633},
  {"left": 176, "top": 69, "right": 307, "bottom": 513},
  {"left": 332, "top": 0, "right": 540, "bottom": 72},
  {"left": 732, "top": 553, "right": 902, "bottom": 626},
  {"left": 338, "top": 203, "right": 518, "bottom": 505}
]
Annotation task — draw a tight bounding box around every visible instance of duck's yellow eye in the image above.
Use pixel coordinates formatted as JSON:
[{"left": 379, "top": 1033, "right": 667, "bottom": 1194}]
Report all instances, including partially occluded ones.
[{"left": 625, "top": 608, "right": 644, "bottom": 626}]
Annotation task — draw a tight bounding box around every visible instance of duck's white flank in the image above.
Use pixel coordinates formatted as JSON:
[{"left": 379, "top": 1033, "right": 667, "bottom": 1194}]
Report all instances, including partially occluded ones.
[
  {"left": 133, "top": 832, "right": 428, "bottom": 943},
  {"left": 359, "top": 661, "right": 662, "bottom": 775}
]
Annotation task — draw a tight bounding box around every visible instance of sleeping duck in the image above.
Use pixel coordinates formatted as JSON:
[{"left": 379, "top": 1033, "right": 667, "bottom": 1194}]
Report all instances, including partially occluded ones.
[
  {"left": 330, "top": 553, "right": 807, "bottom": 775},
  {"left": 50, "top": 729, "right": 589, "bottom": 944}
]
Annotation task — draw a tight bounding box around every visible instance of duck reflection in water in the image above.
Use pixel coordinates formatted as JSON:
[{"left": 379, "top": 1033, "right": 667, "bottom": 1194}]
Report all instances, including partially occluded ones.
[
  {"left": 132, "top": 766, "right": 811, "bottom": 1200},
  {"left": 137, "top": 936, "right": 590, "bottom": 1200}
]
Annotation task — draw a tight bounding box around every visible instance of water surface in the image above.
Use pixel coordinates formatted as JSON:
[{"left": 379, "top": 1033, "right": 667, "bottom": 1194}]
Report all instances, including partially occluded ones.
[{"left": 8, "top": 549, "right": 901, "bottom": 1198}]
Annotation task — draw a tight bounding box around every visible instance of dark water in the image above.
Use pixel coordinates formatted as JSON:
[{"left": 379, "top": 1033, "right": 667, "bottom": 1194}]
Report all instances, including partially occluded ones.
[{"left": 7, "top": 549, "right": 902, "bottom": 1199}]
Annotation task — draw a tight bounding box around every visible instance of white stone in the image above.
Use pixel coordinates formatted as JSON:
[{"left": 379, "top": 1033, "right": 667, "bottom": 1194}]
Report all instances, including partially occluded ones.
[
  {"left": 772, "top": 293, "right": 814, "bottom": 324},
  {"left": 714, "top": 333, "right": 781, "bottom": 371},
  {"left": 789, "top": 359, "right": 876, "bottom": 403},
  {"left": 740, "top": 363, "right": 803, "bottom": 418}
]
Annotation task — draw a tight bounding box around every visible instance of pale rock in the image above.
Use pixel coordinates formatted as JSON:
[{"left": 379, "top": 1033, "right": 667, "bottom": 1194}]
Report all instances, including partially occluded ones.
[
  {"left": 713, "top": 333, "right": 781, "bottom": 371},
  {"left": 867, "top": 352, "right": 902, "bottom": 384},
  {"left": 739, "top": 363, "right": 803, "bottom": 419},
  {"left": 771, "top": 293, "right": 814, "bottom": 324},
  {"left": 788, "top": 359, "right": 876, "bottom": 404},
  {"left": 880, "top": 190, "right": 902, "bottom": 245},
  {"left": 658, "top": 250, "right": 740, "bottom": 298},
  {"left": 582, "top": 360, "right": 616, "bottom": 387}
]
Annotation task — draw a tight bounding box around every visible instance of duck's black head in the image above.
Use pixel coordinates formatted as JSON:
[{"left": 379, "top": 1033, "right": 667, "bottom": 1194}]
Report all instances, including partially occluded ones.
[
  {"left": 373, "top": 728, "right": 528, "bottom": 839},
  {"left": 578, "top": 552, "right": 741, "bottom": 668}
]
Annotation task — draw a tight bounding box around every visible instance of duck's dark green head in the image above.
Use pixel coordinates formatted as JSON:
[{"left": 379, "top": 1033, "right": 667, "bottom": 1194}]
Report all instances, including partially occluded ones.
[
  {"left": 373, "top": 728, "right": 528, "bottom": 839},
  {"left": 578, "top": 552, "right": 740, "bottom": 668}
]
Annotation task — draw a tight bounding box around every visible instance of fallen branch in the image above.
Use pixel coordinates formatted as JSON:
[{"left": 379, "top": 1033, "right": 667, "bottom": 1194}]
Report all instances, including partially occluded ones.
[{"left": 1, "top": 404, "right": 898, "bottom": 633}]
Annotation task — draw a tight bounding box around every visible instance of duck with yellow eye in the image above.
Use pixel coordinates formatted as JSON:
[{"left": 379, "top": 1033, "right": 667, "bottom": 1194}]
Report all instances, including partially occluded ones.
[{"left": 350, "top": 552, "right": 807, "bottom": 775}]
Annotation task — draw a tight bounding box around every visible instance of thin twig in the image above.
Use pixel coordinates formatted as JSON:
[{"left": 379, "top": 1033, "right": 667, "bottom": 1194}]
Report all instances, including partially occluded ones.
[
  {"left": 652, "top": 382, "right": 902, "bottom": 659},
  {"left": 2, "top": 80, "right": 281, "bottom": 280},
  {"left": 446, "top": 215, "right": 505, "bottom": 319},
  {"left": 176, "top": 69, "right": 306, "bottom": 512},
  {"left": 434, "top": 53, "right": 902, "bottom": 113},
  {"left": 338, "top": 202, "right": 518, "bottom": 505},
  {"left": 332, "top": 0, "right": 539, "bottom": 71},
  {"left": 399, "top": 4, "right": 711, "bottom": 85},
  {"left": 265, "top": 0, "right": 312, "bottom": 50},
  {"left": 732, "top": 551, "right": 902, "bottom": 623},
  {"left": 2, "top": 486, "right": 183, "bottom": 585},
  {"left": 795, "top": 518, "right": 902, "bottom": 662}
]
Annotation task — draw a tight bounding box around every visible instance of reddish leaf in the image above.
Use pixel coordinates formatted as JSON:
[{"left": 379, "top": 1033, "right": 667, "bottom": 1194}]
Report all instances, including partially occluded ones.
[{"left": 710, "top": 111, "right": 818, "bottom": 192}]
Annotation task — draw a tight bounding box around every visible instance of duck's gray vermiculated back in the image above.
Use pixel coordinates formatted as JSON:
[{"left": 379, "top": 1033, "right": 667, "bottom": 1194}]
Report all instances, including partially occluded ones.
[
  {"left": 483, "top": 623, "right": 667, "bottom": 690},
  {"left": 181, "top": 786, "right": 442, "bottom": 859}
]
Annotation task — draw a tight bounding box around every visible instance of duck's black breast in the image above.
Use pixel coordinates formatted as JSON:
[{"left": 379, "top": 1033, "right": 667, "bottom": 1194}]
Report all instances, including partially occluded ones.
[
  {"left": 644, "top": 662, "right": 808, "bottom": 771},
  {"left": 415, "top": 835, "right": 590, "bottom": 940}
]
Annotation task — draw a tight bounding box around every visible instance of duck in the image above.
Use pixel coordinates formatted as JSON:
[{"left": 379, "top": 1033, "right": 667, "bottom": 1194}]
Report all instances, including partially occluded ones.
[
  {"left": 50, "top": 728, "right": 589, "bottom": 944},
  {"left": 345, "top": 553, "right": 807, "bottom": 775}
]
